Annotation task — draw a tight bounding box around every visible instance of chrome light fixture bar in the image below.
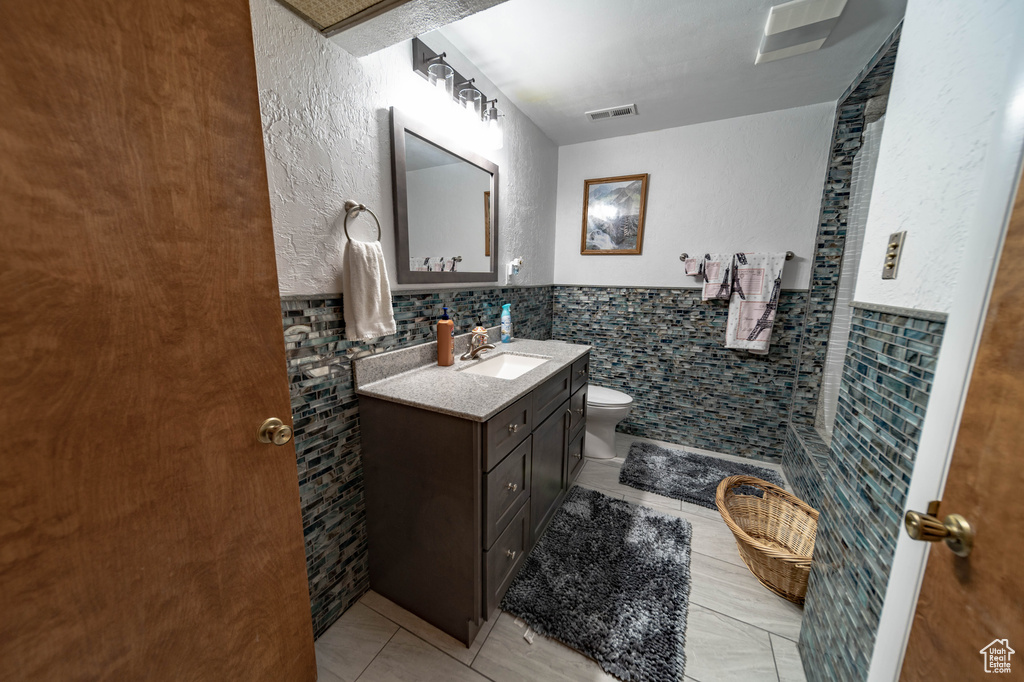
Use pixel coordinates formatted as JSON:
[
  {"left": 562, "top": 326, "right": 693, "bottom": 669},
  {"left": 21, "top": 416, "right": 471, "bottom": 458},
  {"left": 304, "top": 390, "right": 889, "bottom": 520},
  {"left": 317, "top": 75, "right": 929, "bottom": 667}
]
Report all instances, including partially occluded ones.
[{"left": 413, "top": 38, "right": 492, "bottom": 121}]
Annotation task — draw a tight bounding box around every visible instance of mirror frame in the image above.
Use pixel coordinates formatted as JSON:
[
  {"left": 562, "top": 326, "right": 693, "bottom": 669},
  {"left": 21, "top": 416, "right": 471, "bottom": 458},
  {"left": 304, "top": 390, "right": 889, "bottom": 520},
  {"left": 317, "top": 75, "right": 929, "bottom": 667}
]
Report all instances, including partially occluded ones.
[{"left": 390, "top": 106, "right": 499, "bottom": 284}]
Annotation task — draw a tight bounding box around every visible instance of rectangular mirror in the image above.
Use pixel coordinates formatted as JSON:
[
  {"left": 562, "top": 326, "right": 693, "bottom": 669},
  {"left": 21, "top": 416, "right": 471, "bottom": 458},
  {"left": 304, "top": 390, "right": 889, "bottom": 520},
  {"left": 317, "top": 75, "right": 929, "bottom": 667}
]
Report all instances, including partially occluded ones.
[{"left": 390, "top": 107, "right": 499, "bottom": 284}]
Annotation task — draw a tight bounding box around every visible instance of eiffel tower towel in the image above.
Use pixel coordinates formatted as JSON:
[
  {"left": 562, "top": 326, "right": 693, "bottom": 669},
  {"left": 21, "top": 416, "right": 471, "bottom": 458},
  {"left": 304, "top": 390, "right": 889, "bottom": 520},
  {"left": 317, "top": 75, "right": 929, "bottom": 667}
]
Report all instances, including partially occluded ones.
[{"left": 725, "top": 253, "right": 786, "bottom": 355}]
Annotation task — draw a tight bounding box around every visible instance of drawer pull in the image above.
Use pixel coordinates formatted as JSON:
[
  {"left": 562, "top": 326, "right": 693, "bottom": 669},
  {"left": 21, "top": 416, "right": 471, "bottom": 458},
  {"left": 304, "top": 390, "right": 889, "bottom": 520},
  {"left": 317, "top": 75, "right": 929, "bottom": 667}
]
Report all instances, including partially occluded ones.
[
  {"left": 506, "top": 549, "right": 517, "bottom": 560},
  {"left": 508, "top": 423, "right": 519, "bottom": 434},
  {"left": 574, "top": 408, "right": 584, "bottom": 416},
  {"left": 574, "top": 451, "right": 582, "bottom": 459},
  {"left": 577, "top": 368, "right": 586, "bottom": 376},
  {"left": 506, "top": 482, "right": 518, "bottom": 492}
]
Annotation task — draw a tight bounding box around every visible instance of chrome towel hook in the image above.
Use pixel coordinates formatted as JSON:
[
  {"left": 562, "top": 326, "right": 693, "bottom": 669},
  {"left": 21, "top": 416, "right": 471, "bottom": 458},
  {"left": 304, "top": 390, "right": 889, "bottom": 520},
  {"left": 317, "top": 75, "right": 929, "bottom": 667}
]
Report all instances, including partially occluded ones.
[{"left": 343, "top": 200, "right": 382, "bottom": 242}]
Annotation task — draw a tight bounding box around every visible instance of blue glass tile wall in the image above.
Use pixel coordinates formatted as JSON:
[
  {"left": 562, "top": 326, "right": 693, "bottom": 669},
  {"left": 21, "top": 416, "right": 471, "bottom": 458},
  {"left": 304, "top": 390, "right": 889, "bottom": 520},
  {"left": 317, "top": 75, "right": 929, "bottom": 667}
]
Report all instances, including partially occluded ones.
[
  {"left": 281, "top": 285, "right": 552, "bottom": 637},
  {"left": 782, "top": 423, "right": 829, "bottom": 512},
  {"left": 799, "top": 306, "right": 945, "bottom": 682},
  {"left": 790, "top": 28, "right": 901, "bottom": 425},
  {"left": 551, "top": 286, "right": 806, "bottom": 462}
]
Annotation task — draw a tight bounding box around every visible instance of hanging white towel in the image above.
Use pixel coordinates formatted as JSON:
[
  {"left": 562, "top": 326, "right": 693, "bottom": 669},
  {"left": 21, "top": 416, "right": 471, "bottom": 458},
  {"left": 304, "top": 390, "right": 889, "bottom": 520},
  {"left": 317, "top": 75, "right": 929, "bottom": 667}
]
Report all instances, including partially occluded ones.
[
  {"left": 699, "top": 253, "right": 733, "bottom": 301},
  {"left": 683, "top": 257, "right": 700, "bottom": 276},
  {"left": 343, "top": 239, "right": 397, "bottom": 341},
  {"left": 725, "top": 252, "right": 786, "bottom": 355}
]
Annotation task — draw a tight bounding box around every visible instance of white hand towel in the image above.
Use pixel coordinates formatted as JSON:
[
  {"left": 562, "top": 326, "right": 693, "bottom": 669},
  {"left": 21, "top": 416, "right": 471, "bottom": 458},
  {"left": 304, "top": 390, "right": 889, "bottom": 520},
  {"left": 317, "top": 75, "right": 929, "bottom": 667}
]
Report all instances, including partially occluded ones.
[
  {"left": 343, "top": 239, "right": 397, "bottom": 341},
  {"left": 683, "top": 257, "right": 700, "bottom": 276},
  {"left": 725, "top": 252, "right": 786, "bottom": 355},
  {"left": 699, "top": 253, "right": 733, "bottom": 301}
]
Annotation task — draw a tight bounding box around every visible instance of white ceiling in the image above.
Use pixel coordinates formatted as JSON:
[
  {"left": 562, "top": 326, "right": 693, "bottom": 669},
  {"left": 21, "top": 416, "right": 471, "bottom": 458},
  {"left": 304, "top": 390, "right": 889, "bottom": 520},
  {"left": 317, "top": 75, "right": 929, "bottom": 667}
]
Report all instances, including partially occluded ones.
[{"left": 438, "top": 0, "right": 905, "bottom": 145}]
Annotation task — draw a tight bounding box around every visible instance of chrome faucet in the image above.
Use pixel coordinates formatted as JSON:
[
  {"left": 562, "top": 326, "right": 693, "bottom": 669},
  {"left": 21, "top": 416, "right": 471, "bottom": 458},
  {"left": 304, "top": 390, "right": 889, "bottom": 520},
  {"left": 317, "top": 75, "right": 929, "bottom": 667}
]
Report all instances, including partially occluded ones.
[{"left": 461, "top": 326, "right": 496, "bottom": 361}]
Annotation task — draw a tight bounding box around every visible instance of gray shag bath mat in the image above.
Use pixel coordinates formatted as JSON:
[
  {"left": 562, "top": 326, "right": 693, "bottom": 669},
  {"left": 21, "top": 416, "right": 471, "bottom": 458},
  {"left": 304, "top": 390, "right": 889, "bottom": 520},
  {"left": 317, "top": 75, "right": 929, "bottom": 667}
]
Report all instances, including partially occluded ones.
[
  {"left": 619, "top": 441, "right": 786, "bottom": 510},
  {"left": 501, "top": 486, "right": 692, "bottom": 682}
]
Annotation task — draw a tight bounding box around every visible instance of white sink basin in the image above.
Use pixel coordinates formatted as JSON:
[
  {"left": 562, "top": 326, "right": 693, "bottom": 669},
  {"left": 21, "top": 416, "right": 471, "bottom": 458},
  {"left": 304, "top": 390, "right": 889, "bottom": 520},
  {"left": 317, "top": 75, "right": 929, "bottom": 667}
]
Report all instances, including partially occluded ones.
[{"left": 460, "top": 353, "right": 549, "bottom": 380}]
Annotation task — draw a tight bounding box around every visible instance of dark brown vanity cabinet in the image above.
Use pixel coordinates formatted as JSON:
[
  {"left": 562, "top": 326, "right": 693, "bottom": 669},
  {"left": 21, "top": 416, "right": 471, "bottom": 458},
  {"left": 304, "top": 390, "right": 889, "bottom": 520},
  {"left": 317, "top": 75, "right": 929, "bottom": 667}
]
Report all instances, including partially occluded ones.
[{"left": 359, "top": 352, "right": 589, "bottom": 646}]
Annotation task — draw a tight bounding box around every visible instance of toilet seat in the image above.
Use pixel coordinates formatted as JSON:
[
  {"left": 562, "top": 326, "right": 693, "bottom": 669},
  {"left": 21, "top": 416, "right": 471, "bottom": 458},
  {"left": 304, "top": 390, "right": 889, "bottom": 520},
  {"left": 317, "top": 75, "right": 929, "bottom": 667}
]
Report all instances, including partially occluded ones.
[{"left": 587, "top": 385, "right": 633, "bottom": 407}]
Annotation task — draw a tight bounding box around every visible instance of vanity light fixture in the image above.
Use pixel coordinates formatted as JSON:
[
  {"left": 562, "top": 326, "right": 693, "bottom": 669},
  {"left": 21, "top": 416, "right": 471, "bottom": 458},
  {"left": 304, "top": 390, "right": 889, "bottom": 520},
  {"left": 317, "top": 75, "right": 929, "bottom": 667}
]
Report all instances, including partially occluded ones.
[
  {"left": 412, "top": 38, "right": 502, "bottom": 150},
  {"left": 458, "top": 81, "right": 485, "bottom": 118},
  {"left": 426, "top": 55, "right": 454, "bottom": 101},
  {"left": 484, "top": 100, "right": 503, "bottom": 150}
]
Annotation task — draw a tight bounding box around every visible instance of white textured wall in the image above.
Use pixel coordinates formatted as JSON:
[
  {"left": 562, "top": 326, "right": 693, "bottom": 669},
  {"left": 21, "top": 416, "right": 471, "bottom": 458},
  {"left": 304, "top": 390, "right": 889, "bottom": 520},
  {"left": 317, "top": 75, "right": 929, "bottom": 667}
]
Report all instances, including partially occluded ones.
[
  {"left": 867, "top": 2, "right": 1024, "bottom": 680},
  {"left": 854, "top": 3, "right": 1024, "bottom": 312},
  {"left": 249, "top": 0, "right": 558, "bottom": 295},
  {"left": 551, "top": 103, "right": 835, "bottom": 290}
]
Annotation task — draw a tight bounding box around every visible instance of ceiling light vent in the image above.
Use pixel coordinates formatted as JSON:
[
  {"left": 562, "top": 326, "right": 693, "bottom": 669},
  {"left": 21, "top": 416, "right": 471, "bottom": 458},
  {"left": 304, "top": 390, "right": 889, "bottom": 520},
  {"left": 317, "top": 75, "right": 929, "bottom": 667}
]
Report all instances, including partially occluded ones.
[
  {"left": 756, "top": 0, "right": 847, "bottom": 64},
  {"left": 586, "top": 104, "right": 638, "bottom": 121}
]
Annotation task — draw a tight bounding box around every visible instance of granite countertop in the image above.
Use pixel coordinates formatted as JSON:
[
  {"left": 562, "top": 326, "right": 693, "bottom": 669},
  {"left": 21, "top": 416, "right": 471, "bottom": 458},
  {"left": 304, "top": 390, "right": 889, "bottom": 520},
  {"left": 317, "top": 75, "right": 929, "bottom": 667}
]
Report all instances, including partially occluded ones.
[{"left": 354, "top": 335, "right": 591, "bottom": 422}]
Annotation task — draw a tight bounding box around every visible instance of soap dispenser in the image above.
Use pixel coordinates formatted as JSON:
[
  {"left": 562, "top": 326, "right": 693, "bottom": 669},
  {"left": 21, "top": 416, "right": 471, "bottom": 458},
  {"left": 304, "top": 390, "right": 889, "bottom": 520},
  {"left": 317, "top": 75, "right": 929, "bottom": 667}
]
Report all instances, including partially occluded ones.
[{"left": 437, "top": 306, "right": 455, "bottom": 366}]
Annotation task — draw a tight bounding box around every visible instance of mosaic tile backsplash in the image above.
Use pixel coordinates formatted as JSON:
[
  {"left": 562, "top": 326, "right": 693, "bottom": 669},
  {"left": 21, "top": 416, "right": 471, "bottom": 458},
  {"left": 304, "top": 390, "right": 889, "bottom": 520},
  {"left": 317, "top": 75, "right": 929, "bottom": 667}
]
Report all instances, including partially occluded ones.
[
  {"left": 551, "top": 286, "right": 806, "bottom": 462},
  {"left": 799, "top": 305, "right": 945, "bottom": 682},
  {"left": 790, "top": 30, "right": 900, "bottom": 425},
  {"left": 282, "top": 285, "right": 552, "bottom": 637}
]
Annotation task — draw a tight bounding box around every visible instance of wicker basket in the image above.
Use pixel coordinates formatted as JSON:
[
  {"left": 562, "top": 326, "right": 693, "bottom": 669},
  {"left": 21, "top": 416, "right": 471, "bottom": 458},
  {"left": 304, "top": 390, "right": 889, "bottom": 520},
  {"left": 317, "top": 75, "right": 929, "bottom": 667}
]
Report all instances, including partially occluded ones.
[{"left": 715, "top": 475, "right": 819, "bottom": 604}]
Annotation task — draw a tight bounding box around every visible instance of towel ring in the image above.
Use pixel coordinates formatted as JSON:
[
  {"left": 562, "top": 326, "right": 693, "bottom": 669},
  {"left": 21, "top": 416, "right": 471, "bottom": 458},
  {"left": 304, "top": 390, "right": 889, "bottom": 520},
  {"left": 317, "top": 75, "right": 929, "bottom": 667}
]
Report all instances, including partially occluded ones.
[{"left": 343, "top": 200, "right": 382, "bottom": 242}]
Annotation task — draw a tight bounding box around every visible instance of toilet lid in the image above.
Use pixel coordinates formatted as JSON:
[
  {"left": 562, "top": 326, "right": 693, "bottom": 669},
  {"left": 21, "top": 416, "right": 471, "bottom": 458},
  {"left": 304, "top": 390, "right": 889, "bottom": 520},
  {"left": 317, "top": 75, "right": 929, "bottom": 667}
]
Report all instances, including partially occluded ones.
[{"left": 587, "top": 385, "right": 633, "bottom": 407}]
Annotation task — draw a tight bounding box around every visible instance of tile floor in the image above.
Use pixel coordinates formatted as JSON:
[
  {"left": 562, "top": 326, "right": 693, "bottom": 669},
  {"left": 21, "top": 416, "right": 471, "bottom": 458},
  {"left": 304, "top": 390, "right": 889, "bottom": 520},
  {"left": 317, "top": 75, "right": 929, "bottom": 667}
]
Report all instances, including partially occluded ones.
[{"left": 315, "top": 434, "right": 807, "bottom": 682}]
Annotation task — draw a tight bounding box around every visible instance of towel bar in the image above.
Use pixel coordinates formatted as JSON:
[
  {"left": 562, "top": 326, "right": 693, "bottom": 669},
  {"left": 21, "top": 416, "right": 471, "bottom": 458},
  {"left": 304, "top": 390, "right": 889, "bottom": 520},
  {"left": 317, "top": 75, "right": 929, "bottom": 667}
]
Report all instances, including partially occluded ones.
[{"left": 679, "top": 251, "right": 794, "bottom": 261}]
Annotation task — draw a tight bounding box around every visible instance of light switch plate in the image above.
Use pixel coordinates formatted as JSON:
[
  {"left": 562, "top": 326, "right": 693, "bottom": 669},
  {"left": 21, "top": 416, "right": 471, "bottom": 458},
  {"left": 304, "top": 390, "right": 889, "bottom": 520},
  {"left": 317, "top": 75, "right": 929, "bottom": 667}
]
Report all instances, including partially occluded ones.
[{"left": 882, "top": 231, "right": 906, "bottom": 280}]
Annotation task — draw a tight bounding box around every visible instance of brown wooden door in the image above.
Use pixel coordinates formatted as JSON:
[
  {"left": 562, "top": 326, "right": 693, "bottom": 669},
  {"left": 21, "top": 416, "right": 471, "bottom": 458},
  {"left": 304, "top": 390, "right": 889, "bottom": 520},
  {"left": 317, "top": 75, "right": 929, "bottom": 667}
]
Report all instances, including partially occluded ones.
[
  {"left": 0, "top": 2, "right": 316, "bottom": 681},
  {"left": 900, "top": 170, "right": 1024, "bottom": 679}
]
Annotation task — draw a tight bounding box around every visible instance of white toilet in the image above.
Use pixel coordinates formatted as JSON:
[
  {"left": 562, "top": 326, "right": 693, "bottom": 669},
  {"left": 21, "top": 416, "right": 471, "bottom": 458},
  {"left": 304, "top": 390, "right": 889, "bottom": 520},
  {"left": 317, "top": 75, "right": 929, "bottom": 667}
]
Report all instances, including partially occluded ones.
[{"left": 584, "top": 385, "right": 634, "bottom": 459}]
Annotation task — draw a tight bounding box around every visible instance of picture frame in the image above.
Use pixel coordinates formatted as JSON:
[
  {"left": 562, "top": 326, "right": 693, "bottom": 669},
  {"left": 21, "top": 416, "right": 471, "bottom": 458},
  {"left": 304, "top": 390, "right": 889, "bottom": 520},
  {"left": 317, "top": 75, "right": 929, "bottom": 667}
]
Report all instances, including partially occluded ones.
[{"left": 580, "top": 173, "right": 649, "bottom": 255}]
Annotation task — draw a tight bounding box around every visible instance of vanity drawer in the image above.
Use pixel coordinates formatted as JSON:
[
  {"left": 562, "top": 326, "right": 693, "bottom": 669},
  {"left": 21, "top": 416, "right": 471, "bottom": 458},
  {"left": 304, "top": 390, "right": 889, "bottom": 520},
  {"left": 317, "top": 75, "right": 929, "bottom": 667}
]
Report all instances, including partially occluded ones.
[
  {"left": 483, "top": 394, "right": 533, "bottom": 471},
  {"left": 484, "top": 502, "right": 530, "bottom": 616},
  {"left": 532, "top": 366, "right": 571, "bottom": 426},
  {"left": 484, "top": 436, "right": 532, "bottom": 549},
  {"left": 571, "top": 354, "right": 590, "bottom": 394},
  {"left": 566, "top": 428, "right": 586, "bottom": 484},
  {"left": 568, "top": 384, "right": 587, "bottom": 437}
]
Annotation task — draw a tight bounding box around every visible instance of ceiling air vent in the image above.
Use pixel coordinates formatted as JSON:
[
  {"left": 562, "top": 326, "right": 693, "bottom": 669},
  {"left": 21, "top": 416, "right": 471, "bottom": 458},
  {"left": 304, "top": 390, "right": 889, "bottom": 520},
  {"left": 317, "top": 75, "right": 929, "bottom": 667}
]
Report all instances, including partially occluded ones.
[{"left": 585, "top": 104, "right": 638, "bottom": 121}]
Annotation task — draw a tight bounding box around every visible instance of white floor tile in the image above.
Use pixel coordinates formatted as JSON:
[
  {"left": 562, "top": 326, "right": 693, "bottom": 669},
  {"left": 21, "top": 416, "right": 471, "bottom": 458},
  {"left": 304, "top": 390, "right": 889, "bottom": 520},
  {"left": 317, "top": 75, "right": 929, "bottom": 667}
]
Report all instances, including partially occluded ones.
[
  {"left": 471, "top": 612, "right": 619, "bottom": 682},
  {"left": 356, "top": 629, "right": 490, "bottom": 682},
  {"left": 684, "top": 605, "right": 778, "bottom": 682},
  {"left": 359, "top": 590, "right": 497, "bottom": 666},
  {"left": 688, "top": 552, "right": 803, "bottom": 641},
  {"left": 771, "top": 633, "right": 808, "bottom": 682},
  {"left": 315, "top": 603, "right": 398, "bottom": 682}
]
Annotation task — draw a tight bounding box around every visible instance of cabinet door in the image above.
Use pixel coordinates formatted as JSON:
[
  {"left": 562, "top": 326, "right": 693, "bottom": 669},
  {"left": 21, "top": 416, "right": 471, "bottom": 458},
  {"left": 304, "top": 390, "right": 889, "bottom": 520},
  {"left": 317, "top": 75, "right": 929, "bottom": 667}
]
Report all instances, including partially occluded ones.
[
  {"left": 530, "top": 400, "right": 570, "bottom": 545},
  {"left": 566, "top": 428, "right": 586, "bottom": 485}
]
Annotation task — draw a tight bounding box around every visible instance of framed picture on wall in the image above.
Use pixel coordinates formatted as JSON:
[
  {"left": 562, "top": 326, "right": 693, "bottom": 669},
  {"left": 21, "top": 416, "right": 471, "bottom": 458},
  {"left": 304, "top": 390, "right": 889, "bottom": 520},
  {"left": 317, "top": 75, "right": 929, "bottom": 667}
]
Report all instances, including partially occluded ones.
[{"left": 580, "top": 173, "right": 649, "bottom": 255}]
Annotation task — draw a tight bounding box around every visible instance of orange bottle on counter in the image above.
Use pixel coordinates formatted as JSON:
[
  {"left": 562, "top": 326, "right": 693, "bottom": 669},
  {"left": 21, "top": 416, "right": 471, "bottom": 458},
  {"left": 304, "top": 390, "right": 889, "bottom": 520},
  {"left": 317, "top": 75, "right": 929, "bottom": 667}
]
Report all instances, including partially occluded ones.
[{"left": 437, "top": 306, "right": 455, "bottom": 366}]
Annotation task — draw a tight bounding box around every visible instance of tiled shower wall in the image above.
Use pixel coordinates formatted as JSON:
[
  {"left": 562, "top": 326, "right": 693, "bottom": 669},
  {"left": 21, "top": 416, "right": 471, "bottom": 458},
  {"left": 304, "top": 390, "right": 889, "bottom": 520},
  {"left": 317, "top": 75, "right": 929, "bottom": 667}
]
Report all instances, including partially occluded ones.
[
  {"left": 800, "top": 305, "right": 945, "bottom": 682},
  {"left": 551, "top": 287, "right": 806, "bottom": 462},
  {"left": 789, "top": 29, "right": 901, "bottom": 425},
  {"left": 281, "top": 285, "right": 552, "bottom": 636}
]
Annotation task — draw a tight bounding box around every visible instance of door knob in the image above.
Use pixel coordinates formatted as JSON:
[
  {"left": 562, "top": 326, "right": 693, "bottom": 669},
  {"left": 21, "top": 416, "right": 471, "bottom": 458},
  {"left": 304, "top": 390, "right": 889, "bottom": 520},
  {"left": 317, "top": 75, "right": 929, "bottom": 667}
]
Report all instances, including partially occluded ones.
[
  {"left": 904, "top": 500, "right": 974, "bottom": 557},
  {"left": 257, "top": 417, "right": 293, "bottom": 446}
]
